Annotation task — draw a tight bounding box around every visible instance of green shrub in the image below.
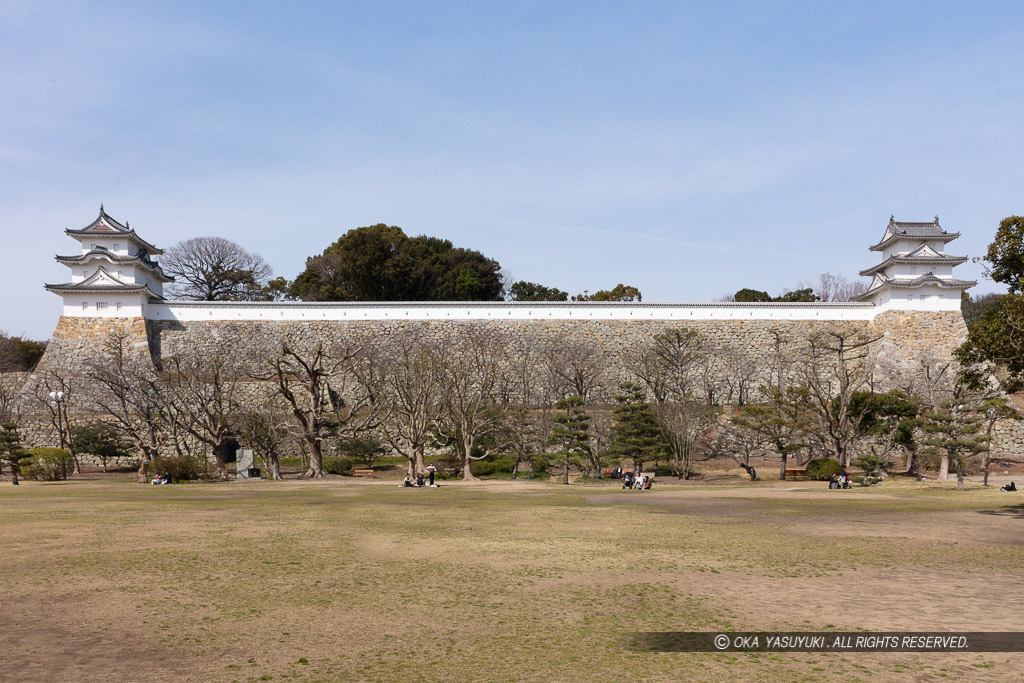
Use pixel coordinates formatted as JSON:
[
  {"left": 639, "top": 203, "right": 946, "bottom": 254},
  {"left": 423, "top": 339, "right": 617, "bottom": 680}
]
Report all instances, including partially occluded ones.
[
  {"left": 805, "top": 458, "right": 842, "bottom": 481},
  {"left": 70, "top": 422, "right": 131, "bottom": 471},
  {"left": 150, "top": 454, "right": 209, "bottom": 481},
  {"left": 25, "top": 447, "right": 74, "bottom": 481},
  {"left": 470, "top": 453, "right": 518, "bottom": 477},
  {"left": 323, "top": 456, "right": 354, "bottom": 476}
]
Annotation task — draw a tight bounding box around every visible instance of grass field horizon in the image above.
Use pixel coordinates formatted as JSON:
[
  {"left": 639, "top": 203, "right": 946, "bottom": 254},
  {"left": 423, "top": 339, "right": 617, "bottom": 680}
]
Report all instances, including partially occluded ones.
[{"left": 3, "top": 475, "right": 1024, "bottom": 682}]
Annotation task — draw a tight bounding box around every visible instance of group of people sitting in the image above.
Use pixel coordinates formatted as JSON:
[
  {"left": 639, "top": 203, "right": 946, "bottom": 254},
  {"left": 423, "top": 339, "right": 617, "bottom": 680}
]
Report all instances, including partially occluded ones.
[
  {"left": 1001, "top": 481, "right": 1017, "bottom": 492},
  {"left": 828, "top": 472, "right": 851, "bottom": 489},
  {"left": 402, "top": 464, "right": 439, "bottom": 488},
  {"left": 150, "top": 472, "right": 172, "bottom": 485},
  {"left": 620, "top": 470, "right": 653, "bottom": 490}
]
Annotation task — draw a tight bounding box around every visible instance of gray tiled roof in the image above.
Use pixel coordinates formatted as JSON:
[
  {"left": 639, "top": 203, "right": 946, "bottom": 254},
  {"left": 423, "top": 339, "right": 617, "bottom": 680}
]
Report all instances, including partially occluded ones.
[
  {"left": 56, "top": 246, "right": 174, "bottom": 282},
  {"left": 869, "top": 216, "right": 960, "bottom": 251},
  {"left": 852, "top": 272, "right": 976, "bottom": 301},
  {"left": 64, "top": 205, "right": 164, "bottom": 255},
  {"left": 859, "top": 253, "right": 968, "bottom": 277}
]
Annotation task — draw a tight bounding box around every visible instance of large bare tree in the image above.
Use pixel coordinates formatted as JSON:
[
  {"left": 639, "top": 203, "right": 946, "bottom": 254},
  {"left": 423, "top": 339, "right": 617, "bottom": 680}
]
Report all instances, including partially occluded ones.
[
  {"left": 380, "top": 335, "right": 447, "bottom": 477},
  {"left": 268, "top": 339, "right": 384, "bottom": 478},
  {"left": 87, "top": 330, "right": 168, "bottom": 482},
  {"left": 163, "top": 236, "right": 272, "bottom": 301},
  {"left": 35, "top": 369, "right": 80, "bottom": 474},
  {"left": 799, "top": 327, "right": 882, "bottom": 467},
  {"left": 634, "top": 328, "right": 718, "bottom": 479},
  {"left": 239, "top": 398, "right": 291, "bottom": 480},
  {"left": 161, "top": 352, "right": 245, "bottom": 479},
  {"left": 543, "top": 337, "right": 607, "bottom": 404},
  {"left": 435, "top": 330, "right": 513, "bottom": 480}
]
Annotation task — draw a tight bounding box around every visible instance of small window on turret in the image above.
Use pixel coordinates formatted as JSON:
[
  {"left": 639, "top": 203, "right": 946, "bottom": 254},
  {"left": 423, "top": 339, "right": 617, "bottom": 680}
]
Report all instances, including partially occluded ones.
[
  {"left": 113, "top": 243, "right": 120, "bottom": 252},
  {"left": 116, "top": 302, "right": 122, "bottom": 311},
  {"left": 82, "top": 302, "right": 88, "bottom": 310},
  {"left": 96, "top": 302, "right": 108, "bottom": 311}
]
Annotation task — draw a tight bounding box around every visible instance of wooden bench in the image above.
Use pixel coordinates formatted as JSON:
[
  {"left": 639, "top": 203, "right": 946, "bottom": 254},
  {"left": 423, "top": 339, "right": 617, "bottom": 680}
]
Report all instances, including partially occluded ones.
[
  {"left": 352, "top": 469, "right": 374, "bottom": 478},
  {"left": 784, "top": 469, "right": 807, "bottom": 478}
]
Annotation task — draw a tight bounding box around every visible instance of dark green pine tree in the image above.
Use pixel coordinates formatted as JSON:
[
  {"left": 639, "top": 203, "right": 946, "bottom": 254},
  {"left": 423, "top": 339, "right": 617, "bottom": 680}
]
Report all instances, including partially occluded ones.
[
  {"left": 0, "top": 422, "right": 31, "bottom": 485},
  {"left": 608, "top": 382, "right": 667, "bottom": 474},
  {"left": 548, "top": 396, "right": 591, "bottom": 485},
  {"left": 919, "top": 401, "right": 987, "bottom": 491}
]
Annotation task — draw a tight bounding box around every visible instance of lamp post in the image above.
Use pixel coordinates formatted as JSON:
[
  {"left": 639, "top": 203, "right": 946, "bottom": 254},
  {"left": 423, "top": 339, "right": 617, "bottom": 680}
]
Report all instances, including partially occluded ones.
[
  {"left": 48, "top": 389, "right": 79, "bottom": 474},
  {"left": 984, "top": 407, "right": 996, "bottom": 487}
]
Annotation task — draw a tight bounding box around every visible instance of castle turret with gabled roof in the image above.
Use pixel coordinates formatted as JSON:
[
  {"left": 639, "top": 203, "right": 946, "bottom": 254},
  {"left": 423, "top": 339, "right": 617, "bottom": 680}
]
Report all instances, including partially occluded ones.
[
  {"left": 45, "top": 205, "right": 172, "bottom": 317},
  {"left": 853, "top": 215, "right": 975, "bottom": 309}
]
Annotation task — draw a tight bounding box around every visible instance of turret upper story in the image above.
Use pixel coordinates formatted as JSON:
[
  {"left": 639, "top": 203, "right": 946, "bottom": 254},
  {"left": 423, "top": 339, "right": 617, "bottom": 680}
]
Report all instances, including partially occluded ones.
[
  {"left": 853, "top": 216, "right": 975, "bottom": 310},
  {"left": 44, "top": 209, "right": 974, "bottom": 320},
  {"left": 45, "top": 206, "right": 173, "bottom": 317}
]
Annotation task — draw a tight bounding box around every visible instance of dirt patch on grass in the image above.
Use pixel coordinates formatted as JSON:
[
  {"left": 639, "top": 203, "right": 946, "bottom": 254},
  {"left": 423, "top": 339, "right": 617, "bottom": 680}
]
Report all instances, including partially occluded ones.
[{"left": 3, "top": 478, "right": 1024, "bottom": 682}]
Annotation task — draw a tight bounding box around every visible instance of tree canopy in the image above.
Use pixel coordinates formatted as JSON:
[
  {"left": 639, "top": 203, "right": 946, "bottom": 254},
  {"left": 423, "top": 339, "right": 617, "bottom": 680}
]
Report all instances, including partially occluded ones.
[
  {"left": 508, "top": 281, "right": 568, "bottom": 302},
  {"left": 289, "top": 224, "right": 503, "bottom": 302},
  {"left": 733, "top": 288, "right": 772, "bottom": 302},
  {"left": 982, "top": 216, "right": 1024, "bottom": 293},
  {"left": 162, "top": 236, "right": 273, "bottom": 301},
  {"left": 573, "top": 284, "right": 642, "bottom": 302},
  {"left": 733, "top": 287, "right": 819, "bottom": 303},
  {"left": 956, "top": 216, "right": 1024, "bottom": 391},
  {"left": 0, "top": 332, "right": 46, "bottom": 371}
]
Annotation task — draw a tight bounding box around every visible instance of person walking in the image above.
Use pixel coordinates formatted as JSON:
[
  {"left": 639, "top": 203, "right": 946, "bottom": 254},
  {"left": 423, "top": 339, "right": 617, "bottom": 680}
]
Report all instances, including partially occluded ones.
[{"left": 426, "top": 463, "right": 437, "bottom": 487}]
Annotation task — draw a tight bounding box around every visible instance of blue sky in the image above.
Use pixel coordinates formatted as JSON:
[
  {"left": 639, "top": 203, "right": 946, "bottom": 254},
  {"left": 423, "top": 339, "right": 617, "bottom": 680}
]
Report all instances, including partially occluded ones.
[{"left": 2, "top": 1, "right": 1021, "bottom": 339}]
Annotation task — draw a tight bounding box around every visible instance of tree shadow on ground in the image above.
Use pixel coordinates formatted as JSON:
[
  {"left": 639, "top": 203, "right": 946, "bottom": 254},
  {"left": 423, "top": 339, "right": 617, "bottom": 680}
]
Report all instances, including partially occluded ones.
[{"left": 976, "top": 503, "right": 1024, "bottom": 518}]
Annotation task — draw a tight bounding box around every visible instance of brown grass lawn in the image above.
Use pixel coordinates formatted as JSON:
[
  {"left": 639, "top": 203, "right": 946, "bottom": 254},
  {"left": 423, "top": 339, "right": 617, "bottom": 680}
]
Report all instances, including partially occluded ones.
[{"left": 2, "top": 475, "right": 1024, "bottom": 682}]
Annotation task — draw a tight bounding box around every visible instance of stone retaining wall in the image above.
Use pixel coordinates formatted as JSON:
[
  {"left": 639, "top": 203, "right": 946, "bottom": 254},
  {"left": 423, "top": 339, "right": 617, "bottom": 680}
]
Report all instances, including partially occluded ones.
[{"left": 16, "top": 307, "right": 1024, "bottom": 459}]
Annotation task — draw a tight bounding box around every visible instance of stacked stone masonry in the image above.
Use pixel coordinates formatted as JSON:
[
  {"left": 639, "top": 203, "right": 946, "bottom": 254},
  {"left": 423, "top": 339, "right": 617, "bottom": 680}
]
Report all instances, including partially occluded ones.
[{"left": 14, "top": 308, "right": 1024, "bottom": 461}]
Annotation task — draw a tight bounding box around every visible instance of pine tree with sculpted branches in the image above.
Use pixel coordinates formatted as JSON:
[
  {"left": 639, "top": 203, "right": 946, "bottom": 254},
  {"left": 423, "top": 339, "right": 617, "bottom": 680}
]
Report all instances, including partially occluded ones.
[
  {"left": 608, "top": 382, "right": 666, "bottom": 474},
  {"left": 0, "top": 422, "right": 30, "bottom": 485},
  {"left": 548, "top": 396, "right": 591, "bottom": 485}
]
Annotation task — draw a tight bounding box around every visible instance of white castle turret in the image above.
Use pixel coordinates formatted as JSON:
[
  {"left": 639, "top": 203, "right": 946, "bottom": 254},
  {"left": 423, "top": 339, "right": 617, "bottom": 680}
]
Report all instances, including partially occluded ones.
[
  {"left": 853, "top": 216, "right": 975, "bottom": 310},
  {"left": 44, "top": 205, "right": 173, "bottom": 318}
]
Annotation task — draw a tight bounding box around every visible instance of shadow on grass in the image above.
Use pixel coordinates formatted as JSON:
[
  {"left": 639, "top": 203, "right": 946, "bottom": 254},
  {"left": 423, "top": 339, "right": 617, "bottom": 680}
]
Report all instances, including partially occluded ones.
[{"left": 976, "top": 503, "right": 1024, "bottom": 518}]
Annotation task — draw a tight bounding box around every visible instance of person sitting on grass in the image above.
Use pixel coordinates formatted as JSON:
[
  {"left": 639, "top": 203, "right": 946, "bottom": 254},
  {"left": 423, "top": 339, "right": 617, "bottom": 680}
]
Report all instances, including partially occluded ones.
[
  {"left": 160, "top": 472, "right": 171, "bottom": 485},
  {"left": 634, "top": 474, "right": 644, "bottom": 490},
  {"left": 1001, "top": 481, "right": 1017, "bottom": 492},
  {"left": 403, "top": 474, "right": 413, "bottom": 488},
  {"left": 415, "top": 474, "right": 425, "bottom": 487}
]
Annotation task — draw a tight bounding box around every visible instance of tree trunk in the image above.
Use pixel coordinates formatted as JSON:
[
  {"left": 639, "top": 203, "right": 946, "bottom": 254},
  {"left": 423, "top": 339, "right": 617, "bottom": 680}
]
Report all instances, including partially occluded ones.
[
  {"left": 462, "top": 435, "right": 478, "bottom": 481},
  {"left": 983, "top": 453, "right": 991, "bottom": 487},
  {"left": 213, "top": 440, "right": 230, "bottom": 479},
  {"left": 414, "top": 448, "right": 426, "bottom": 477},
  {"left": 904, "top": 448, "right": 917, "bottom": 476},
  {"left": 63, "top": 410, "right": 80, "bottom": 475},
  {"left": 779, "top": 453, "right": 787, "bottom": 481},
  {"left": 564, "top": 458, "right": 570, "bottom": 485},
  {"left": 304, "top": 439, "right": 324, "bottom": 477},
  {"left": 740, "top": 463, "right": 759, "bottom": 481},
  {"left": 137, "top": 449, "right": 151, "bottom": 484},
  {"left": 269, "top": 455, "right": 281, "bottom": 480},
  {"left": 955, "top": 459, "right": 965, "bottom": 491},
  {"left": 939, "top": 454, "right": 949, "bottom": 480}
]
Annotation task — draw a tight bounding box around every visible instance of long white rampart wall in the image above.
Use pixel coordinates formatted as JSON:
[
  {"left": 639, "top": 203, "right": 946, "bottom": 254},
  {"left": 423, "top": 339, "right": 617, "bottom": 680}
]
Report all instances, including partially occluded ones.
[{"left": 132, "top": 297, "right": 958, "bottom": 323}]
